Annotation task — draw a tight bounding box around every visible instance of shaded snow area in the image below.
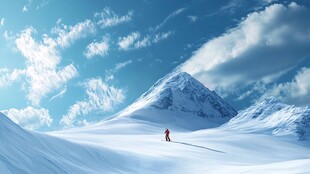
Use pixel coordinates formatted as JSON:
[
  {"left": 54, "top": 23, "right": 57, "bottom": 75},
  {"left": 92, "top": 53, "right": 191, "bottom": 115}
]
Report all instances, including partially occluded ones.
[{"left": 1, "top": 72, "right": 310, "bottom": 173}]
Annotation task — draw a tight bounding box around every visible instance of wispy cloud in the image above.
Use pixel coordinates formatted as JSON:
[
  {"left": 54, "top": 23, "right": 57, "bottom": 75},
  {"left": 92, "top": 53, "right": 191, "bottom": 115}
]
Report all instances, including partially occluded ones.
[
  {"left": 1, "top": 106, "right": 53, "bottom": 130},
  {"left": 22, "top": 6, "right": 28, "bottom": 12},
  {"left": 52, "top": 19, "right": 96, "bottom": 48},
  {"left": 0, "top": 18, "right": 4, "bottom": 27},
  {"left": 118, "top": 32, "right": 140, "bottom": 50},
  {"left": 179, "top": 2, "right": 310, "bottom": 105},
  {"left": 22, "top": 0, "right": 32, "bottom": 12},
  {"left": 220, "top": 0, "right": 243, "bottom": 14},
  {"left": 22, "top": 0, "right": 50, "bottom": 12},
  {"left": 119, "top": 31, "right": 173, "bottom": 50},
  {"left": 15, "top": 27, "right": 78, "bottom": 106},
  {"left": 56, "top": 18, "right": 62, "bottom": 25},
  {"left": 134, "top": 35, "right": 151, "bottom": 49},
  {"left": 84, "top": 36, "right": 109, "bottom": 59},
  {"left": 60, "top": 78, "right": 126, "bottom": 127},
  {"left": 49, "top": 86, "right": 67, "bottom": 101},
  {"left": 3, "top": 30, "right": 14, "bottom": 40},
  {"left": 35, "top": 0, "right": 50, "bottom": 10},
  {"left": 187, "top": 15, "right": 198, "bottom": 22},
  {"left": 105, "top": 60, "right": 133, "bottom": 81},
  {"left": 0, "top": 68, "right": 25, "bottom": 87},
  {"left": 152, "top": 7, "right": 186, "bottom": 31},
  {"left": 114, "top": 60, "right": 133, "bottom": 72},
  {"left": 95, "top": 7, "right": 133, "bottom": 28},
  {"left": 153, "top": 31, "right": 173, "bottom": 43}
]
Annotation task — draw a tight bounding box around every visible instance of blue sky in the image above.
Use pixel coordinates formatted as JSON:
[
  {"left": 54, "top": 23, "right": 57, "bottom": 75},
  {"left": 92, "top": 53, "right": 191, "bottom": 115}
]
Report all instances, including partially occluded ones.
[{"left": 0, "top": 0, "right": 310, "bottom": 131}]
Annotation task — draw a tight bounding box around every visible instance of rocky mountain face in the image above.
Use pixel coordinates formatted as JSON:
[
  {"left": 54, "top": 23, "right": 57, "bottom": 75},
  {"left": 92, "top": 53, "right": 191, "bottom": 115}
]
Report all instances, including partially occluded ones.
[
  {"left": 147, "top": 72, "right": 237, "bottom": 118},
  {"left": 117, "top": 72, "right": 238, "bottom": 130}
]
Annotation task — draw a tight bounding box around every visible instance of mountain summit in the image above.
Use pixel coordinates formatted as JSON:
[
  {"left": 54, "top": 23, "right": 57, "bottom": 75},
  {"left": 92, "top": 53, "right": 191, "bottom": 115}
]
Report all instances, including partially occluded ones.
[
  {"left": 226, "top": 97, "right": 310, "bottom": 140},
  {"left": 117, "top": 72, "right": 237, "bottom": 130}
]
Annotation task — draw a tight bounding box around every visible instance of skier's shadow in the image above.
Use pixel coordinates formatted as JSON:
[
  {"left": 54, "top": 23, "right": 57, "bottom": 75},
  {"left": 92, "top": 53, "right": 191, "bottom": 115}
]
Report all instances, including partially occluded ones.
[{"left": 171, "top": 141, "right": 226, "bottom": 154}]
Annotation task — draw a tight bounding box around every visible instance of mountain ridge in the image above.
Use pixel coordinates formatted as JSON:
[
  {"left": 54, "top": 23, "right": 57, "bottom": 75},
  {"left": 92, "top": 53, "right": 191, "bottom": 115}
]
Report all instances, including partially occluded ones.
[{"left": 226, "top": 97, "right": 310, "bottom": 140}]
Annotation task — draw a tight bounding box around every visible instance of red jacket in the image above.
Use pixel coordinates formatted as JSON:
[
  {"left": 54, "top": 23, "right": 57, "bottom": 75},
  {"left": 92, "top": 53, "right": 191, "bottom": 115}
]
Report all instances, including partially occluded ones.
[{"left": 165, "top": 129, "right": 170, "bottom": 135}]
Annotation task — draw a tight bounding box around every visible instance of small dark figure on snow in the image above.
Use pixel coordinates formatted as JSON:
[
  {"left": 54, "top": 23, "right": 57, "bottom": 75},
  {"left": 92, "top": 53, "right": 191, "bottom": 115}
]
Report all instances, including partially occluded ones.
[{"left": 164, "top": 128, "right": 171, "bottom": 141}]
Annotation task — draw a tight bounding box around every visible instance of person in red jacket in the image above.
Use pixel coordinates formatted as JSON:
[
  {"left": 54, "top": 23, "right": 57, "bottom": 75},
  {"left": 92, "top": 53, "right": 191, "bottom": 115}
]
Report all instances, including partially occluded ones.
[{"left": 164, "top": 128, "right": 171, "bottom": 141}]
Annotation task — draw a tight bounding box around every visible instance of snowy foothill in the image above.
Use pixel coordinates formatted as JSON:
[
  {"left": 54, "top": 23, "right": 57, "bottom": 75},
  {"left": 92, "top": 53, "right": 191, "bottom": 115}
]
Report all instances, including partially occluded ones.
[{"left": 1, "top": 72, "right": 310, "bottom": 173}]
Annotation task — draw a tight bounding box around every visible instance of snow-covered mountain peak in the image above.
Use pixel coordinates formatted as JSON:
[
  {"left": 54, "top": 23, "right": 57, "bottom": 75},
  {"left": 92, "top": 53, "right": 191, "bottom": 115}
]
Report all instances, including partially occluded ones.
[
  {"left": 139, "top": 72, "right": 209, "bottom": 103},
  {"left": 259, "top": 97, "right": 282, "bottom": 105},
  {"left": 146, "top": 72, "right": 207, "bottom": 94},
  {"left": 117, "top": 72, "right": 237, "bottom": 130},
  {"left": 226, "top": 97, "right": 310, "bottom": 140},
  {"left": 242, "top": 97, "right": 286, "bottom": 120}
]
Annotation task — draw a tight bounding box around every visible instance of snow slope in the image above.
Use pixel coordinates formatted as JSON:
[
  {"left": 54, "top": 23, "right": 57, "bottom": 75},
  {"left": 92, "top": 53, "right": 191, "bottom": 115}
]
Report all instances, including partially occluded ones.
[
  {"left": 0, "top": 112, "right": 162, "bottom": 174},
  {"left": 1, "top": 72, "right": 310, "bottom": 174},
  {"left": 51, "top": 122, "right": 310, "bottom": 174}
]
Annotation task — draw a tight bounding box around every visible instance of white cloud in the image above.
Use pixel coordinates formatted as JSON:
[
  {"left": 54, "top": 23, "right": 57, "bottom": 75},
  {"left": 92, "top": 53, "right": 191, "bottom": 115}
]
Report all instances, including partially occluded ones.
[
  {"left": 0, "top": 18, "right": 4, "bottom": 27},
  {"left": 153, "top": 8, "right": 186, "bottom": 31},
  {"left": 187, "top": 15, "right": 198, "bottom": 22},
  {"left": 118, "top": 32, "right": 140, "bottom": 50},
  {"left": 118, "top": 31, "right": 172, "bottom": 50},
  {"left": 22, "top": 0, "right": 32, "bottom": 12},
  {"left": 0, "top": 68, "right": 25, "bottom": 87},
  {"left": 134, "top": 36, "right": 151, "bottom": 49},
  {"left": 220, "top": 0, "right": 243, "bottom": 13},
  {"left": 15, "top": 27, "right": 78, "bottom": 106},
  {"left": 3, "top": 18, "right": 100, "bottom": 106},
  {"left": 114, "top": 60, "right": 132, "bottom": 71},
  {"left": 179, "top": 2, "right": 310, "bottom": 94},
  {"left": 260, "top": 67, "right": 310, "bottom": 105},
  {"left": 35, "top": 0, "right": 50, "bottom": 10},
  {"left": 153, "top": 31, "right": 173, "bottom": 43},
  {"left": 1, "top": 107, "right": 53, "bottom": 130},
  {"left": 49, "top": 86, "right": 67, "bottom": 101},
  {"left": 105, "top": 60, "right": 132, "bottom": 81},
  {"left": 52, "top": 19, "right": 96, "bottom": 48},
  {"left": 22, "top": 6, "right": 28, "bottom": 12},
  {"left": 95, "top": 7, "right": 133, "bottom": 28},
  {"left": 60, "top": 78, "right": 126, "bottom": 127},
  {"left": 3, "top": 30, "right": 14, "bottom": 40},
  {"left": 56, "top": 18, "right": 62, "bottom": 25},
  {"left": 84, "top": 37, "right": 109, "bottom": 59}
]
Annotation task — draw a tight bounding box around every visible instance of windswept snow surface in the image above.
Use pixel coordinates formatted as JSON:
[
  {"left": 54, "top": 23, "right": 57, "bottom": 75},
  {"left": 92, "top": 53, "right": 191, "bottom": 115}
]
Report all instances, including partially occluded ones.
[
  {"left": 0, "top": 113, "right": 154, "bottom": 174},
  {"left": 2, "top": 106, "right": 310, "bottom": 174},
  {"left": 50, "top": 121, "right": 310, "bottom": 174}
]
